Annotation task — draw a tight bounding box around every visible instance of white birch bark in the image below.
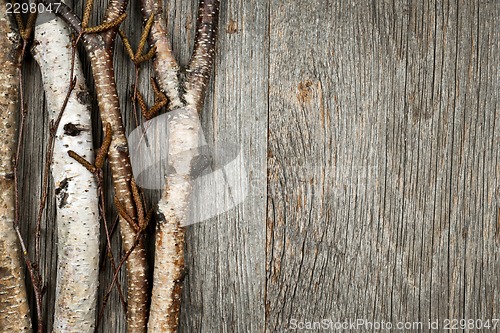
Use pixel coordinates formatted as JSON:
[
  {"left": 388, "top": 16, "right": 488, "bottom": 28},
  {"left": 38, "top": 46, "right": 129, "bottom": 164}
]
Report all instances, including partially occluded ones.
[
  {"left": 38, "top": 0, "right": 150, "bottom": 329},
  {"left": 31, "top": 9, "right": 99, "bottom": 333},
  {"left": 141, "top": 0, "right": 182, "bottom": 110},
  {"left": 0, "top": 7, "right": 32, "bottom": 333},
  {"left": 140, "top": 1, "right": 220, "bottom": 331},
  {"left": 147, "top": 107, "right": 201, "bottom": 333}
]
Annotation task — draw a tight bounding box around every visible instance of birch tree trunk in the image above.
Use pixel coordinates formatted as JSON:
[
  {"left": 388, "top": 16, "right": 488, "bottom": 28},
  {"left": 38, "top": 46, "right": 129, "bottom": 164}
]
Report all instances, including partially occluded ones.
[
  {"left": 39, "top": 0, "right": 150, "bottom": 330},
  {"left": 0, "top": 7, "right": 32, "bottom": 333},
  {"left": 138, "top": 3, "right": 186, "bottom": 330},
  {"left": 147, "top": 108, "right": 201, "bottom": 333},
  {"left": 140, "top": 1, "right": 220, "bottom": 331},
  {"left": 31, "top": 8, "right": 99, "bottom": 333}
]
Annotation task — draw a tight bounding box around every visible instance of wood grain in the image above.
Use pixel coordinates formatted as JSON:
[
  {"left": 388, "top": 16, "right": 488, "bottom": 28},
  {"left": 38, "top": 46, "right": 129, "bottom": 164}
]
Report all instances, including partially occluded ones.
[
  {"left": 266, "top": 0, "right": 499, "bottom": 331},
  {"left": 17, "top": 0, "right": 498, "bottom": 332}
]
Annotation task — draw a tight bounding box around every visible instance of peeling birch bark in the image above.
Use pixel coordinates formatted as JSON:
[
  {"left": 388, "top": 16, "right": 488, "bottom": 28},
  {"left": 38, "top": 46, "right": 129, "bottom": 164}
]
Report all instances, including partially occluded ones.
[
  {"left": 140, "top": 1, "right": 220, "bottom": 332},
  {"left": 0, "top": 7, "right": 32, "bottom": 333},
  {"left": 31, "top": 8, "right": 99, "bottom": 332},
  {"left": 40, "top": 0, "right": 149, "bottom": 331}
]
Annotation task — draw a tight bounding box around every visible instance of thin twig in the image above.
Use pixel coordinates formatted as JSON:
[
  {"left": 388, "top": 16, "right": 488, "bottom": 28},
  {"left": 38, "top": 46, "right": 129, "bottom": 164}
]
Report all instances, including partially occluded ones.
[
  {"left": 95, "top": 231, "right": 143, "bottom": 331},
  {"left": 132, "top": 66, "right": 140, "bottom": 128},
  {"left": 0, "top": 6, "right": 32, "bottom": 332},
  {"left": 35, "top": 74, "right": 76, "bottom": 264},
  {"left": 97, "top": 171, "right": 128, "bottom": 312},
  {"left": 13, "top": 39, "right": 44, "bottom": 333}
]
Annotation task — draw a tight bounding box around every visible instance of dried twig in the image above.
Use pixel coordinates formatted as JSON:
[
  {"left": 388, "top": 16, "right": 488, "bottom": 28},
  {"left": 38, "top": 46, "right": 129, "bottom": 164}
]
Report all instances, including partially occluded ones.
[
  {"left": 98, "top": 182, "right": 128, "bottom": 313},
  {"left": 13, "top": 9, "right": 44, "bottom": 333},
  {"left": 96, "top": 230, "right": 143, "bottom": 330},
  {"left": 0, "top": 6, "right": 33, "bottom": 333},
  {"left": 132, "top": 77, "right": 168, "bottom": 121}
]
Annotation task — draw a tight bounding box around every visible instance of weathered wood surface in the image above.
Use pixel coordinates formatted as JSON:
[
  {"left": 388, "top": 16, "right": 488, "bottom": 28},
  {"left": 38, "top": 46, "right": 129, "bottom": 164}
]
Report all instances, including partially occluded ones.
[{"left": 18, "top": 0, "right": 498, "bottom": 332}]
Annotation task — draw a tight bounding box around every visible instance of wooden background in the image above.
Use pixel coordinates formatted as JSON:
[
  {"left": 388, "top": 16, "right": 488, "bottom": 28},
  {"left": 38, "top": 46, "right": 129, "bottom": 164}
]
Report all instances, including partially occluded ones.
[{"left": 19, "top": 0, "right": 499, "bottom": 332}]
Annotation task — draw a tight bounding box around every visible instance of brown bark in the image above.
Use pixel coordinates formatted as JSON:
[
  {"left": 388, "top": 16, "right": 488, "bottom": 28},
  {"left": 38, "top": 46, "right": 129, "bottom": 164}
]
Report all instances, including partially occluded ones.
[
  {"left": 89, "top": 48, "right": 148, "bottom": 333},
  {"left": 141, "top": 0, "right": 182, "bottom": 111}
]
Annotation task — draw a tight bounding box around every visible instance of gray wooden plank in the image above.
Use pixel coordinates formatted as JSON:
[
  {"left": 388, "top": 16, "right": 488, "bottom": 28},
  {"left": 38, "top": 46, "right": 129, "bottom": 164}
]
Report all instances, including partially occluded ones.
[
  {"left": 21, "top": 55, "right": 59, "bottom": 333},
  {"left": 171, "top": 1, "right": 269, "bottom": 332},
  {"left": 266, "top": 0, "right": 499, "bottom": 332}
]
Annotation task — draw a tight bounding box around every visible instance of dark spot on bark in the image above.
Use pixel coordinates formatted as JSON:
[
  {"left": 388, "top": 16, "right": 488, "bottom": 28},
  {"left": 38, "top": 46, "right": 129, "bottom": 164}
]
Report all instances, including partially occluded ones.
[
  {"left": 0, "top": 266, "right": 9, "bottom": 278},
  {"left": 116, "top": 144, "right": 128, "bottom": 153},
  {"left": 116, "top": 145, "right": 131, "bottom": 169},
  {"left": 180, "top": 266, "right": 188, "bottom": 282},
  {"left": 63, "top": 123, "right": 82, "bottom": 136},
  {"left": 76, "top": 91, "right": 92, "bottom": 105},
  {"left": 5, "top": 173, "right": 14, "bottom": 180},
  {"left": 56, "top": 177, "right": 71, "bottom": 208},
  {"left": 55, "top": 178, "right": 69, "bottom": 195},
  {"left": 166, "top": 164, "right": 177, "bottom": 176},
  {"left": 58, "top": 192, "right": 69, "bottom": 208},
  {"left": 156, "top": 211, "right": 166, "bottom": 224}
]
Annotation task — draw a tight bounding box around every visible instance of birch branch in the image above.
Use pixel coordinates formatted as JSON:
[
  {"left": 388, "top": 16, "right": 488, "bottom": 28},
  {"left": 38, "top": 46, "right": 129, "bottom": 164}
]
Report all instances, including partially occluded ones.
[
  {"left": 184, "top": 0, "right": 220, "bottom": 110},
  {"left": 0, "top": 7, "right": 32, "bottom": 333},
  {"left": 140, "top": 0, "right": 182, "bottom": 110},
  {"left": 31, "top": 6, "right": 100, "bottom": 332},
  {"left": 39, "top": 0, "right": 150, "bottom": 331},
  {"left": 139, "top": 1, "right": 220, "bottom": 332},
  {"left": 147, "top": 107, "right": 201, "bottom": 333}
]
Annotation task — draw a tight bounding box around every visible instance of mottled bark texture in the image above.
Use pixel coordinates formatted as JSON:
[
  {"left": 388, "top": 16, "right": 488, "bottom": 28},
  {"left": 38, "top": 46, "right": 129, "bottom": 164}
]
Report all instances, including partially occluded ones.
[
  {"left": 32, "top": 8, "right": 99, "bottom": 332},
  {"left": 0, "top": 7, "right": 32, "bottom": 333},
  {"left": 40, "top": 0, "right": 149, "bottom": 332},
  {"left": 141, "top": 1, "right": 220, "bottom": 332}
]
